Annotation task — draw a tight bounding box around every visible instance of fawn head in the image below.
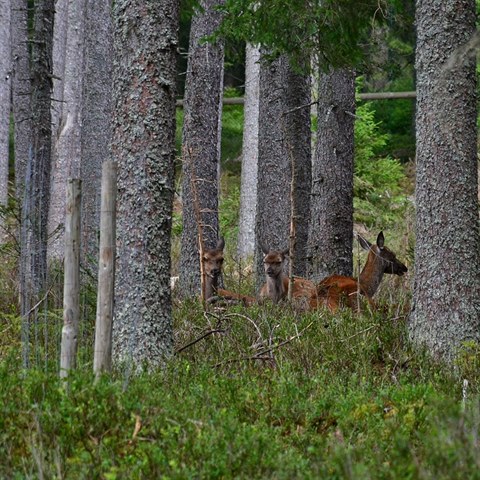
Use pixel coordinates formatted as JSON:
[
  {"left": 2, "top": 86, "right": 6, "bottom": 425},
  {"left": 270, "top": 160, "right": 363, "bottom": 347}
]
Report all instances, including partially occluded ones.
[
  {"left": 358, "top": 231, "right": 408, "bottom": 276},
  {"left": 202, "top": 238, "right": 225, "bottom": 279},
  {"left": 260, "top": 241, "right": 289, "bottom": 278}
]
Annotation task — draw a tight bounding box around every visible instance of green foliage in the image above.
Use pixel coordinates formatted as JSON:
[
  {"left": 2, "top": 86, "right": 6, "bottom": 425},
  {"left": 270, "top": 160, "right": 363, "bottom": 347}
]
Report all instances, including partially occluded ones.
[
  {"left": 218, "top": 0, "right": 384, "bottom": 71},
  {"left": 354, "top": 100, "right": 410, "bottom": 228},
  {"left": 1, "top": 301, "right": 479, "bottom": 478}
]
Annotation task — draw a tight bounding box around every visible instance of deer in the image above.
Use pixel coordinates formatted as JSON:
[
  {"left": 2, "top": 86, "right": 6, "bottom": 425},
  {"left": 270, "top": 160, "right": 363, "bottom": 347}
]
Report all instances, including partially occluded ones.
[
  {"left": 202, "top": 238, "right": 256, "bottom": 307},
  {"left": 258, "top": 242, "right": 316, "bottom": 305},
  {"left": 310, "top": 231, "right": 408, "bottom": 312}
]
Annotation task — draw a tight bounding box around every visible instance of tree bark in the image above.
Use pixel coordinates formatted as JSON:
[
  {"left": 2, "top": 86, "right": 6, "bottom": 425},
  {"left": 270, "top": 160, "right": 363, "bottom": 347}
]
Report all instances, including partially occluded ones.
[
  {"left": 112, "top": 0, "right": 178, "bottom": 368},
  {"left": 307, "top": 68, "right": 355, "bottom": 281},
  {"left": 48, "top": 0, "right": 86, "bottom": 261},
  {"left": 179, "top": 0, "right": 225, "bottom": 297},
  {"left": 409, "top": 0, "right": 480, "bottom": 361},
  {"left": 10, "top": 0, "right": 31, "bottom": 202},
  {"left": 237, "top": 43, "right": 260, "bottom": 260},
  {"left": 0, "top": 0, "right": 11, "bottom": 210},
  {"left": 81, "top": 0, "right": 113, "bottom": 264},
  {"left": 254, "top": 53, "right": 311, "bottom": 287},
  {"left": 51, "top": 0, "right": 68, "bottom": 138}
]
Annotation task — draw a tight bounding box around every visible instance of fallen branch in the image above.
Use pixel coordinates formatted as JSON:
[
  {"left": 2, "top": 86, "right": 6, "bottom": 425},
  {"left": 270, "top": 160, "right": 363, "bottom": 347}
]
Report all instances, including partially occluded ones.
[{"left": 175, "top": 328, "right": 226, "bottom": 355}]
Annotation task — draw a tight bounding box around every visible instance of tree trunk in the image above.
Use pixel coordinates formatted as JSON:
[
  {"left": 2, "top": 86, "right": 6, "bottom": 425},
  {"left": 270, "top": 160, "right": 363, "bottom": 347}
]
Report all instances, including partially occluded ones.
[
  {"left": 48, "top": 0, "right": 86, "bottom": 261},
  {"left": 112, "top": 0, "right": 178, "bottom": 368},
  {"left": 81, "top": 0, "right": 113, "bottom": 264},
  {"left": 51, "top": 0, "right": 68, "bottom": 138},
  {"left": 254, "top": 53, "right": 311, "bottom": 287},
  {"left": 237, "top": 43, "right": 260, "bottom": 260},
  {"left": 409, "top": 0, "right": 480, "bottom": 361},
  {"left": 307, "top": 68, "right": 355, "bottom": 281},
  {"left": 10, "top": 0, "right": 31, "bottom": 202},
  {"left": 179, "top": 0, "right": 225, "bottom": 297},
  {"left": 19, "top": 0, "right": 54, "bottom": 366},
  {"left": 0, "top": 0, "right": 11, "bottom": 210}
]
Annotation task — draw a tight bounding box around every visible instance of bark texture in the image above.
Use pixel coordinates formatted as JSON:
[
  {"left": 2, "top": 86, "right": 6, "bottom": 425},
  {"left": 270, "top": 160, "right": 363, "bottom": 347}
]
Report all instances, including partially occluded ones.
[
  {"left": 81, "top": 0, "right": 113, "bottom": 263},
  {"left": 112, "top": 0, "right": 178, "bottom": 368},
  {"left": 237, "top": 43, "right": 260, "bottom": 260},
  {"left": 410, "top": 0, "right": 480, "bottom": 360},
  {"left": 10, "top": 0, "right": 31, "bottom": 201},
  {"left": 0, "top": 0, "right": 11, "bottom": 208},
  {"left": 51, "top": 0, "right": 68, "bottom": 137},
  {"left": 48, "top": 0, "right": 86, "bottom": 260},
  {"left": 179, "top": 0, "right": 225, "bottom": 297},
  {"left": 254, "top": 54, "right": 311, "bottom": 286},
  {"left": 307, "top": 68, "right": 355, "bottom": 281},
  {"left": 19, "top": 0, "right": 54, "bottom": 366}
]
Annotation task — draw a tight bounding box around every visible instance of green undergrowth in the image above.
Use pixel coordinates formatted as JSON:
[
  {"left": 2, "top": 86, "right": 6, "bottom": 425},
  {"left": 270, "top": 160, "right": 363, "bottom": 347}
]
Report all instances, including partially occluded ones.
[{"left": 2, "top": 301, "right": 480, "bottom": 479}]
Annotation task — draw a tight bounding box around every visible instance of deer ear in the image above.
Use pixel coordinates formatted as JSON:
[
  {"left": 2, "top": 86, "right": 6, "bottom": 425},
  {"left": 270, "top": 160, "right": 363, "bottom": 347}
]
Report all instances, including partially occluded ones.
[
  {"left": 259, "top": 240, "right": 269, "bottom": 255},
  {"left": 216, "top": 237, "right": 225, "bottom": 251},
  {"left": 357, "top": 234, "right": 372, "bottom": 251},
  {"left": 376, "top": 231, "right": 385, "bottom": 249}
]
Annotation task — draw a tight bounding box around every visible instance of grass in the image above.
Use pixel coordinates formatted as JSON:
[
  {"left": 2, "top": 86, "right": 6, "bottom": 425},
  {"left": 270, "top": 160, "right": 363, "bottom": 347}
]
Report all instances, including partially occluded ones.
[{"left": 1, "top": 298, "right": 480, "bottom": 478}]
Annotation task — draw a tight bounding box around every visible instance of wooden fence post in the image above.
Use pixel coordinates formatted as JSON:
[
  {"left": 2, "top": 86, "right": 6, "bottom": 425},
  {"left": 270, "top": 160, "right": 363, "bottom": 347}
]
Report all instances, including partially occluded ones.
[
  {"left": 94, "top": 161, "right": 117, "bottom": 375},
  {"left": 60, "top": 179, "right": 82, "bottom": 378}
]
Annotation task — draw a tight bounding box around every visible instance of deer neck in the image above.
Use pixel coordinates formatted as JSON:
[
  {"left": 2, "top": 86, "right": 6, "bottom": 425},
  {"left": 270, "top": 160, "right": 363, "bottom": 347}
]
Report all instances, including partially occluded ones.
[
  {"left": 266, "top": 272, "right": 287, "bottom": 304},
  {"left": 204, "top": 274, "right": 218, "bottom": 300},
  {"left": 358, "top": 251, "right": 384, "bottom": 298}
]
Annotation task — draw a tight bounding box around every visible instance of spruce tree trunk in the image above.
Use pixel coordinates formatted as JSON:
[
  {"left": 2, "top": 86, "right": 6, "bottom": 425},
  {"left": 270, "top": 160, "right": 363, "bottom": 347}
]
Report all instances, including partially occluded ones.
[
  {"left": 11, "top": 0, "right": 31, "bottom": 202},
  {"left": 409, "top": 0, "right": 480, "bottom": 360},
  {"left": 23, "top": 0, "right": 54, "bottom": 293},
  {"left": 179, "top": 0, "right": 225, "bottom": 297},
  {"left": 0, "top": 0, "right": 11, "bottom": 210},
  {"left": 19, "top": 0, "right": 54, "bottom": 366},
  {"left": 112, "top": 0, "right": 178, "bottom": 368},
  {"left": 307, "top": 68, "right": 355, "bottom": 281},
  {"left": 237, "top": 43, "right": 260, "bottom": 260},
  {"left": 48, "top": 0, "right": 86, "bottom": 261},
  {"left": 81, "top": 0, "right": 113, "bottom": 264},
  {"left": 51, "top": 0, "right": 68, "bottom": 138},
  {"left": 254, "top": 54, "right": 311, "bottom": 286}
]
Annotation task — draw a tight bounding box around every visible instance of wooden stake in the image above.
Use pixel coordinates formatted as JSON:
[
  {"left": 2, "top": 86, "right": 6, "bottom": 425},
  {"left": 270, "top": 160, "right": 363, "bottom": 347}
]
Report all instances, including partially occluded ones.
[
  {"left": 94, "top": 161, "right": 117, "bottom": 376},
  {"left": 60, "top": 179, "right": 82, "bottom": 378}
]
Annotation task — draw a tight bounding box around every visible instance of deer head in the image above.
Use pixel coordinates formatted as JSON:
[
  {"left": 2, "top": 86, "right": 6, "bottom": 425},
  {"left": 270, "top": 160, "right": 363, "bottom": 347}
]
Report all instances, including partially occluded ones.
[
  {"left": 203, "top": 238, "right": 225, "bottom": 281},
  {"left": 358, "top": 231, "right": 408, "bottom": 276},
  {"left": 260, "top": 241, "right": 289, "bottom": 278}
]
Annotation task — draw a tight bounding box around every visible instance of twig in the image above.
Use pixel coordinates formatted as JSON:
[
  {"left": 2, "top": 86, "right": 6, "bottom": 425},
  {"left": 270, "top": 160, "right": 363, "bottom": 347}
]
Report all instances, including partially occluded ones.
[
  {"left": 338, "top": 324, "right": 377, "bottom": 343},
  {"left": 256, "top": 321, "right": 314, "bottom": 357},
  {"left": 174, "top": 328, "right": 226, "bottom": 355}
]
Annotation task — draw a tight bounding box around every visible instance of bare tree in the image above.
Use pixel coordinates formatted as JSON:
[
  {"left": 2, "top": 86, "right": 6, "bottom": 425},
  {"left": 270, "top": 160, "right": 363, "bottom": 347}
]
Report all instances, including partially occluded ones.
[
  {"left": 409, "top": 0, "right": 480, "bottom": 361},
  {"left": 112, "top": 0, "right": 178, "bottom": 368},
  {"left": 48, "top": 0, "right": 87, "bottom": 261},
  {"left": 0, "top": 0, "right": 11, "bottom": 211},
  {"left": 179, "top": 0, "right": 225, "bottom": 297},
  {"left": 307, "top": 68, "right": 355, "bottom": 282},
  {"left": 237, "top": 43, "right": 260, "bottom": 260}
]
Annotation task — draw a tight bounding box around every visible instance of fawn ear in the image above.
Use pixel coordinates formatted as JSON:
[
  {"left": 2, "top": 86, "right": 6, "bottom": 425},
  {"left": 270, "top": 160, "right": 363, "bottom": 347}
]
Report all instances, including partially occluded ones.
[
  {"left": 376, "top": 231, "right": 385, "bottom": 249},
  {"left": 357, "top": 234, "right": 372, "bottom": 251},
  {"left": 216, "top": 237, "right": 225, "bottom": 251},
  {"left": 259, "top": 240, "right": 269, "bottom": 255}
]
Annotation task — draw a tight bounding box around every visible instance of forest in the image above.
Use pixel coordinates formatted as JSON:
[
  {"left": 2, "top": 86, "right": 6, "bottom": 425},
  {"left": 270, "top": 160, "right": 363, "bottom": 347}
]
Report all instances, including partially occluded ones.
[{"left": 0, "top": 0, "right": 480, "bottom": 477}]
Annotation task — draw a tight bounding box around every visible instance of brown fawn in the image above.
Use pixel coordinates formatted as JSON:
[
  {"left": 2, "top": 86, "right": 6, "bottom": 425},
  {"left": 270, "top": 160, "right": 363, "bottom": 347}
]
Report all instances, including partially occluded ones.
[
  {"left": 259, "top": 242, "right": 316, "bottom": 305},
  {"left": 202, "top": 238, "right": 256, "bottom": 306},
  {"left": 310, "top": 231, "right": 408, "bottom": 312}
]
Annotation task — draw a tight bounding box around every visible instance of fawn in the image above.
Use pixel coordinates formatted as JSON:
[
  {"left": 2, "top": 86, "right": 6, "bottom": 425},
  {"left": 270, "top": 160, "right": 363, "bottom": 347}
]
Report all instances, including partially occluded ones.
[
  {"left": 202, "top": 238, "right": 255, "bottom": 306},
  {"left": 258, "top": 242, "right": 316, "bottom": 305}
]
